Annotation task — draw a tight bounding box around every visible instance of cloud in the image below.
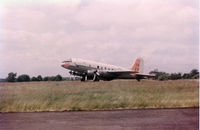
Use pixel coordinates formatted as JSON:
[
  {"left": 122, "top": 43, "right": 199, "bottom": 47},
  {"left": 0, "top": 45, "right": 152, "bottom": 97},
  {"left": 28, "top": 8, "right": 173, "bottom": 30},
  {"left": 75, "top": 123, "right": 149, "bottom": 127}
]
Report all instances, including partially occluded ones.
[{"left": 0, "top": 0, "right": 198, "bottom": 78}]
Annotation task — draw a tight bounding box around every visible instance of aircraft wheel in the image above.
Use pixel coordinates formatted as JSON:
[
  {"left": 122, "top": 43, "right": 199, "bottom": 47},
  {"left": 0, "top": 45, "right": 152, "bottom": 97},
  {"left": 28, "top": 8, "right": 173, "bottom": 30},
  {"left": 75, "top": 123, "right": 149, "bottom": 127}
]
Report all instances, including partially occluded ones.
[
  {"left": 81, "top": 76, "right": 86, "bottom": 82},
  {"left": 136, "top": 78, "right": 141, "bottom": 82}
]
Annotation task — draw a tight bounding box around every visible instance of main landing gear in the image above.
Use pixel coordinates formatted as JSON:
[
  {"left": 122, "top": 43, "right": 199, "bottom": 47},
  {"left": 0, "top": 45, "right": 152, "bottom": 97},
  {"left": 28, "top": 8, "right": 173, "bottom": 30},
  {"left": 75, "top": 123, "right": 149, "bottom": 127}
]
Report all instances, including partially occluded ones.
[
  {"left": 93, "top": 73, "right": 99, "bottom": 82},
  {"left": 80, "top": 73, "right": 99, "bottom": 82}
]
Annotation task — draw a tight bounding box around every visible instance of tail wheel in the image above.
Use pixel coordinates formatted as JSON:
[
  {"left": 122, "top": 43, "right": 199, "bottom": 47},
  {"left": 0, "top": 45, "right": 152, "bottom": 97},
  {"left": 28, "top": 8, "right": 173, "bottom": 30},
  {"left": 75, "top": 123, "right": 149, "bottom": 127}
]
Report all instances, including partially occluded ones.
[
  {"left": 136, "top": 78, "right": 141, "bottom": 82},
  {"left": 136, "top": 75, "right": 141, "bottom": 82}
]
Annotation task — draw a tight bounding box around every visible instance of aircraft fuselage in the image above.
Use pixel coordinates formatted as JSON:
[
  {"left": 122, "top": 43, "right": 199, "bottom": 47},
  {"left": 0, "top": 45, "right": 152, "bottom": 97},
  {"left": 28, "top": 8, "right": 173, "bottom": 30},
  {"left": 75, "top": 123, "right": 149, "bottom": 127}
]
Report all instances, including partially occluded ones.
[{"left": 61, "top": 58, "right": 153, "bottom": 81}]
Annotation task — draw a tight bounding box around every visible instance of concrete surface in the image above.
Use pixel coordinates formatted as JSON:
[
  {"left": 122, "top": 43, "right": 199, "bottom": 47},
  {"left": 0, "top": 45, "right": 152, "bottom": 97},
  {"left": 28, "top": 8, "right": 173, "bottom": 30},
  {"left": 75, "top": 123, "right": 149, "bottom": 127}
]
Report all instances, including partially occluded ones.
[{"left": 0, "top": 108, "right": 198, "bottom": 130}]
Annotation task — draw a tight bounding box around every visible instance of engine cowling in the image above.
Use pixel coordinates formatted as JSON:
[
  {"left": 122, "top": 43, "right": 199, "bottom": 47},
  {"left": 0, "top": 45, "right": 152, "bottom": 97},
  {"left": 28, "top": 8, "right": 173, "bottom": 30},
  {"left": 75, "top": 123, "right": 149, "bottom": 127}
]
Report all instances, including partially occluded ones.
[
  {"left": 69, "top": 71, "right": 82, "bottom": 76},
  {"left": 87, "top": 70, "right": 96, "bottom": 76},
  {"left": 86, "top": 70, "right": 100, "bottom": 81}
]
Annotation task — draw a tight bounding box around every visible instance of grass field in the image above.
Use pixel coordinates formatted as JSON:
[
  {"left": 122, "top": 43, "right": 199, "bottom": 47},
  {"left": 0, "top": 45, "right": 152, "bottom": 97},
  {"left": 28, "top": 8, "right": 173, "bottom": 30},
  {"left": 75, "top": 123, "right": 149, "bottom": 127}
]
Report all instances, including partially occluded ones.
[{"left": 0, "top": 80, "right": 199, "bottom": 112}]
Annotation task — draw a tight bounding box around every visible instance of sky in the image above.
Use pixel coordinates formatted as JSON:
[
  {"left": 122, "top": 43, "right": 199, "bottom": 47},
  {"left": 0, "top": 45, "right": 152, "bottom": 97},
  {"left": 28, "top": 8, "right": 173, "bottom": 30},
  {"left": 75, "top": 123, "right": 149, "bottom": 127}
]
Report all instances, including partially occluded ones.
[{"left": 0, "top": 0, "right": 199, "bottom": 78}]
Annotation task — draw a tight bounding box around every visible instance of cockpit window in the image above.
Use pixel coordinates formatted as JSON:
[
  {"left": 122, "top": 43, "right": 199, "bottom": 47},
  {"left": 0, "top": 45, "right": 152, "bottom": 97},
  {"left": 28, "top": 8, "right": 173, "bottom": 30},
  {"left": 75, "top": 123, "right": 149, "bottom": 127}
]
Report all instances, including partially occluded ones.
[{"left": 62, "top": 58, "right": 72, "bottom": 63}]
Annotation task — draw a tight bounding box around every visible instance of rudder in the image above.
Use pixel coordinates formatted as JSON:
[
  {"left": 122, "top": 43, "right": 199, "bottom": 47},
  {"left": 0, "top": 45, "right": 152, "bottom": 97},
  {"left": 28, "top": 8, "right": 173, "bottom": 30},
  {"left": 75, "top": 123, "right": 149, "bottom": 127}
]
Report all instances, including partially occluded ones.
[{"left": 131, "top": 57, "right": 144, "bottom": 73}]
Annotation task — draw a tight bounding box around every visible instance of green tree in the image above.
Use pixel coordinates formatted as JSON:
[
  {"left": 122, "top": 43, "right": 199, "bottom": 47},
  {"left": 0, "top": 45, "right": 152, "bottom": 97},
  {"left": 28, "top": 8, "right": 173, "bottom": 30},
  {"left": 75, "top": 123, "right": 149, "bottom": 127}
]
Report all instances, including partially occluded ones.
[
  {"left": 55, "top": 74, "right": 62, "bottom": 81},
  {"left": 190, "top": 69, "right": 199, "bottom": 79},
  {"left": 37, "top": 75, "right": 43, "bottom": 81},
  {"left": 49, "top": 76, "right": 56, "bottom": 81},
  {"left": 43, "top": 76, "right": 49, "bottom": 81},
  {"left": 6, "top": 72, "right": 17, "bottom": 82},
  {"left": 149, "top": 69, "right": 169, "bottom": 80},
  {"left": 158, "top": 74, "right": 169, "bottom": 81},
  {"left": 31, "top": 77, "right": 38, "bottom": 81},
  {"left": 182, "top": 73, "right": 190, "bottom": 79},
  {"left": 17, "top": 74, "right": 30, "bottom": 82},
  {"left": 169, "top": 73, "right": 182, "bottom": 80}
]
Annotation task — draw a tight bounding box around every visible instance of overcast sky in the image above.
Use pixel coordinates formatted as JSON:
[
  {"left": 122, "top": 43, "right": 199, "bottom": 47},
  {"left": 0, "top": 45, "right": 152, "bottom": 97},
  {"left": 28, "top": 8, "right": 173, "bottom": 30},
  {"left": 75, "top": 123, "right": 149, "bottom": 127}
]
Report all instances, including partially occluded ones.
[{"left": 0, "top": 0, "right": 199, "bottom": 78}]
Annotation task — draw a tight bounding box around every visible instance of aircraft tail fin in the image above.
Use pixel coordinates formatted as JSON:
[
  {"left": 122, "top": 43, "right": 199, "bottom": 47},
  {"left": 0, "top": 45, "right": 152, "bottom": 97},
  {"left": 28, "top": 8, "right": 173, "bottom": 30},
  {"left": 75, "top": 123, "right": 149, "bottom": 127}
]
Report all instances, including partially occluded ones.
[{"left": 131, "top": 57, "right": 144, "bottom": 73}]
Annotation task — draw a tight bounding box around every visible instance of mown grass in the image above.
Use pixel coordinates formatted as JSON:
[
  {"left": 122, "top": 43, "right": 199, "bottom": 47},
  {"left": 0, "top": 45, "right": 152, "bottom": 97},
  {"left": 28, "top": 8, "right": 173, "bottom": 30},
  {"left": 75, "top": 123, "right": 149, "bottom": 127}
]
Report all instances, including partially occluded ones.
[{"left": 0, "top": 80, "right": 199, "bottom": 112}]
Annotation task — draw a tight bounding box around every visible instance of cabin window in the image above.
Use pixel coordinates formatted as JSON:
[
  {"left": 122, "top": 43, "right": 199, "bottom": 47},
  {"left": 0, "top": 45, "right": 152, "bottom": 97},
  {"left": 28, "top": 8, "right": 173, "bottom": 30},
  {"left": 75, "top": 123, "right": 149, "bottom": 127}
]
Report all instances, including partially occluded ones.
[{"left": 97, "top": 66, "right": 99, "bottom": 69}]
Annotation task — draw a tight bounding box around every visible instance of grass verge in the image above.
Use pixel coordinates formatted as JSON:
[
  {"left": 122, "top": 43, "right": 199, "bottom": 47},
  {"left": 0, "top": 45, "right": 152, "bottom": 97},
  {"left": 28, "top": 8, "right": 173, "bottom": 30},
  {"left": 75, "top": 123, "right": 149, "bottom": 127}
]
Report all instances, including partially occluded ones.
[{"left": 0, "top": 80, "right": 199, "bottom": 112}]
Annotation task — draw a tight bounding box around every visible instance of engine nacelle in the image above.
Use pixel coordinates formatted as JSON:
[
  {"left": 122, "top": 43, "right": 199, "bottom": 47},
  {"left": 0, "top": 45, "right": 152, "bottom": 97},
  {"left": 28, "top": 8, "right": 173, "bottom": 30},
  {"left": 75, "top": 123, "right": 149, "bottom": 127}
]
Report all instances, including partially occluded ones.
[
  {"left": 69, "top": 71, "right": 82, "bottom": 76},
  {"left": 87, "top": 70, "right": 96, "bottom": 76}
]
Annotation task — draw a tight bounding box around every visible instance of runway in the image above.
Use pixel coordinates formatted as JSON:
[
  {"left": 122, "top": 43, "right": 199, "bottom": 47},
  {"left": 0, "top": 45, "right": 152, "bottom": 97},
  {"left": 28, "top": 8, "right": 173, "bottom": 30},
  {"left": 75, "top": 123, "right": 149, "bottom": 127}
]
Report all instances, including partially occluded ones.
[{"left": 0, "top": 108, "right": 198, "bottom": 130}]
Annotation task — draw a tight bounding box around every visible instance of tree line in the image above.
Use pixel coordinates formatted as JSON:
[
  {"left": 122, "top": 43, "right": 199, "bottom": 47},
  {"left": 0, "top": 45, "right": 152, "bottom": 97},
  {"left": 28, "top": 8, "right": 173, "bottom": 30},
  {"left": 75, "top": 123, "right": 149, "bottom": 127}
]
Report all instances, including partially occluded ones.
[
  {"left": 149, "top": 69, "right": 199, "bottom": 81},
  {"left": 6, "top": 73, "right": 63, "bottom": 82},
  {"left": 4, "top": 68, "right": 199, "bottom": 82}
]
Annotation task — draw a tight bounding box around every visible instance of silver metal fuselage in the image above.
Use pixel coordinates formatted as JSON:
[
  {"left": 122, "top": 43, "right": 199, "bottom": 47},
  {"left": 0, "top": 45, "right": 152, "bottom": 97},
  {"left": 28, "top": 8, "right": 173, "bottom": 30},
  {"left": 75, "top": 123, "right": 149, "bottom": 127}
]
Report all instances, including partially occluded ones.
[{"left": 61, "top": 58, "right": 135, "bottom": 80}]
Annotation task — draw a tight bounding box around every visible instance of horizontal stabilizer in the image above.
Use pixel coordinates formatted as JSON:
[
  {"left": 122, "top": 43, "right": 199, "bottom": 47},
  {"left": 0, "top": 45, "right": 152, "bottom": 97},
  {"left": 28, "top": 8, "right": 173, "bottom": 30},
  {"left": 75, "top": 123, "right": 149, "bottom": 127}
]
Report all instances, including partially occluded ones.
[{"left": 136, "top": 73, "right": 155, "bottom": 77}]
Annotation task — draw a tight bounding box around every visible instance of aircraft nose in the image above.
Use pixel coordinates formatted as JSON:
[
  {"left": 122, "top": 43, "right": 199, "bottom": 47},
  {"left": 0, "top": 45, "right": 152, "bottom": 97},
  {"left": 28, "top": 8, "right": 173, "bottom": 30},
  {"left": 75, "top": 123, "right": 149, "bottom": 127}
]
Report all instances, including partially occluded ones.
[
  {"left": 61, "top": 63, "right": 65, "bottom": 68},
  {"left": 61, "top": 62, "right": 69, "bottom": 68}
]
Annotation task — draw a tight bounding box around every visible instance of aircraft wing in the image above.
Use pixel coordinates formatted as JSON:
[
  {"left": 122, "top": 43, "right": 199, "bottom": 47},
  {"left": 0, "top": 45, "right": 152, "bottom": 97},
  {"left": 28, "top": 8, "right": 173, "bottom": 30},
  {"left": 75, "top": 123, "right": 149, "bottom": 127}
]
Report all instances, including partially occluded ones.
[
  {"left": 104, "top": 70, "right": 138, "bottom": 78},
  {"left": 135, "top": 73, "right": 155, "bottom": 77},
  {"left": 107, "top": 70, "right": 138, "bottom": 75},
  {"left": 104, "top": 71, "right": 155, "bottom": 78}
]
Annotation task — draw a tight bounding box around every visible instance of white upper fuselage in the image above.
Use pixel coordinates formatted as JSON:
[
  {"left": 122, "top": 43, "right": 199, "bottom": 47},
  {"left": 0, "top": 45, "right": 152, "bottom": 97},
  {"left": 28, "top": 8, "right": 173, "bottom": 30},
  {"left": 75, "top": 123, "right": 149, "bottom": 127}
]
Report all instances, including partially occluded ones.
[
  {"left": 61, "top": 57, "right": 153, "bottom": 81},
  {"left": 61, "top": 58, "right": 129, "bottom": 73}
]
